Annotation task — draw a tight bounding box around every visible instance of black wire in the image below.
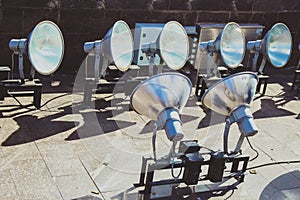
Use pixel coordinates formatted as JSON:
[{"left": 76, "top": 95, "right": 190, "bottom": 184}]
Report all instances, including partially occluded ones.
[
  {"left": 200, "top": 145, "right": 215, "bottom": 152},
  {"left": 39, "top": 93, "right": 71, "bottom": 109},
  {"left": 10, "top": 95, "right": 24, "bottom": 107},
  {"left": 7, "top": 93, "right": 71, "bottom": 110},
  {"left": 246, "top": 137, "right": 259, "bottom": 161},
  {"left": 235, "top": 137, "right": 300, "bottom": 171},
  {"left": 224, "top": 189, "right": 235, "bottom": 200},
  {"left": 247, "top": 160, "right": 300, "bottom": 170},
  {"left": 171, "top": 157, "right": 182, "bottom": 179},
  {"left": 8, "top": 93, "right": 29, "bottom": 109}
]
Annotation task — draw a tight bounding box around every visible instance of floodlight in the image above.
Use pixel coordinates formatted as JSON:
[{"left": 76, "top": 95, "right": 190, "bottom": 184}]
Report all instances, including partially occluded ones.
[
  {"left": 83, "top": 20, "right": 134, "bottom": 79},
  {"left": 247, "top": 23, "right": 292, "bottom": 73},
  {"left": 199, "top": 22, "right": 246, "bottom": 69},
  {"left": 135, "top": 72, "right": 256, "bottom": 197},
  {"left": 202, "top": 72, "right": 258, "bottom": 153},
  {"left": 133, "top": 23, "right": 164, "bottom": 66},
  {"left": 9, "top": 20, "right": 64, "bottom": 80},
  {"left": 130, "top": 72, "right": 192, "bottom": 142},
  {"left": 141, "top": 21, "right": 189, "bottom": 75}
]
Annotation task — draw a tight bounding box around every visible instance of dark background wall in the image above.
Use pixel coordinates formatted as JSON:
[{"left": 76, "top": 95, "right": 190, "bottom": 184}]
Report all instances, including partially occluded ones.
[{"left": 0, "top": 0, "right": 300, "bottom": 74}]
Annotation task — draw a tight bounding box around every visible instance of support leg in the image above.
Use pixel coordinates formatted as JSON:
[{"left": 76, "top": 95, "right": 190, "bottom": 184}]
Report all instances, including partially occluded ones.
[
  {"left": 84, "top": 79, "right": 95, "bottom": 107},
  {"left": 144, "top": 169, "right": 154, "bottom": 200},
  {"left": 199, "top": 78, "right": 207, "bottom": 100},
  {"left": 33, "top": 84, "right": 42, "bottom": 109},
  {"left": 0, "top": 83, "right": 5, "bottom": 100}
]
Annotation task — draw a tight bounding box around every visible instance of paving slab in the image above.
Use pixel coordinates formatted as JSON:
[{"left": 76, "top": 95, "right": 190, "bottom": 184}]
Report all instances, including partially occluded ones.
[
  {"left": 0, "top": 68, "right": 299, "bottom": 199},
  {"left": 54, "top": 174, "right": 100, "bottom": 200}
]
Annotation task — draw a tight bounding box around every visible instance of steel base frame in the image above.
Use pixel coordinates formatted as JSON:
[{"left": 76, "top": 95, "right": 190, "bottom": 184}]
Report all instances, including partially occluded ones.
[
  {"left": 135, "top": 154, "right": 249, "bottom": 200},
  {"left": 0, "top": 79, "right": 42, "bottom": 109}
]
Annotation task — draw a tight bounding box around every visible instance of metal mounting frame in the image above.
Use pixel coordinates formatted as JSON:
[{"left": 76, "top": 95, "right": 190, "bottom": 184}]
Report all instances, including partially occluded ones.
[{"left": 135, "top": 152, "right": 249, "bottom": 200}]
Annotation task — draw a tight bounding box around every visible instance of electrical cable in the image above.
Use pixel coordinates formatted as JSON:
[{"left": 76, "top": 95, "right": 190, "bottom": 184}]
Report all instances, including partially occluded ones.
[
  {"left": 6, "top": 92, "right": 71, "bottom": 110},
  {"left": 224, "top": 189, "right": 235, "bottom": 200},
  {"left": 39, "top": 93, "right": 71, "bottom": 109},
  {"left": 170, "top": 141, "right": 182, "bottom": 179},
  {"left": 171, "top": 156, "right": 182, "bottom": 179},
  {"left": 245, "top": 137, "right": 300, "bottom": 170},
  {"left": 8, "top": 93, "right": 27, "bottom": 108},
  {"left": 247, "top": 160, "right": 300, "bottom": 171},
  {"left": 246, "top": 137, "right": 259, "bottom": 161},
  {"left": 200, "top": 145, "right": 215, "bottom": 152}
]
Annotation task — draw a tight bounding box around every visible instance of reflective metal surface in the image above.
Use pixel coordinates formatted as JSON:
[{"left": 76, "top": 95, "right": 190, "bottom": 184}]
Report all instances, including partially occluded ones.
[
  {"left": 263, "top": 23, "right": 292, "bottom": 68},
  {"left": 133, "top": 23, "right": 164, "bottom": 66},
  {"left": 28, "top": 20, "right": 64, "bottom": 75},
  {"left": 201, "top": 72, "right": 258, "bottom": 116},
  {"left": 159, "top": 21, "right": 189, "bottom": 70},
  {"left": 100, "top": 20, "right": 134, "bottom": 71},
  {"left": 9, "top": 39, "right": 27, "bottom": 53},
  {"left": 232, "top": 105, "right": 258, "bottom": 136},
  {"left": 219, "top": 22, "right": 245, "bottom": 68},
  {"left": 130, "top": 72, "right": 192, "bottom": 121},
  {"left": 195, "top": 23, "right": 264, "bottom": 72}
]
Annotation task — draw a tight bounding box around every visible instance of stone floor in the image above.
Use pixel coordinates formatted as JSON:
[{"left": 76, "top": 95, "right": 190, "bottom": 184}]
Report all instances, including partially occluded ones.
[{"left": 0, "top": 66, "right": 300, "bottom": 200}]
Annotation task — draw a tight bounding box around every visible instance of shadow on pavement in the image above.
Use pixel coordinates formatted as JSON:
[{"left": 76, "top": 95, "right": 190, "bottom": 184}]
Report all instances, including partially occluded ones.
[
  {"left": 260, "top": 171, "right": 300, "bottom": 200},
  {"left": 1, "top": 105, "right": 76, "bottom": 146}
]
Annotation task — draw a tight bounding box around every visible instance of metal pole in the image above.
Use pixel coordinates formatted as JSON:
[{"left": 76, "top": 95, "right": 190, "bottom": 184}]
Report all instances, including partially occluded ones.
[
  {"left": 258, "top": 57, "right": 267, "bottom": 74},
  {"left": 18, "top": 53, "right": 25, "bottom": 83},
  {"left": 223, "top": 118, "right": 231, "bottom": 154},
  {"left": 94, "top": 42, "right": 102, "bottom": 81},
  {"left": 152, "top": 124, "right": 157, "bottom": 161},
  {"left": 149, "top": 52, "right": 155, "bottom": 76},
  {"left": 234, "top": 134, "right": 245, "bottom": 153}
]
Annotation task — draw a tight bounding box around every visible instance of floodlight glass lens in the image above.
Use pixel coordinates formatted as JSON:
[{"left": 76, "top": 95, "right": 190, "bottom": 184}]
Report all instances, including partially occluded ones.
[
  {"left": 111, "top": 21, "right": 134, "bottom": 71},
  {"left": 28, "top": 21, "right": 64, "bottom": 75},
  {"left": 220, "top": 22, "right": 245, "bottom": 68},
  {"left": 266, "top": 23, "right": 292, "bottom": 68},
  {"left": 159, "top": 21, "right": 189, "bottom": 70}
]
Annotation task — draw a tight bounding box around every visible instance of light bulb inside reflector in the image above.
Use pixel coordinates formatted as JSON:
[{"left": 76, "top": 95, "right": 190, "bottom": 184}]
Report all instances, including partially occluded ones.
[
  {"left": 84, "top": 20, "right": 134, "bottom": 72},
  {"left": 28, "top": 20, "right": 64, "bottom": 75},
  {"left": 159, "top": 21, "right": 189, "bottom": 70},
  {"left": 108, "top": 20, "right": 134, "bottom": 71},
  {"left": 220, "top": 22, "right": 245, "bottom": 68},
  {"left": 264, "top": 23, "right": 292, "bottom": 68}
]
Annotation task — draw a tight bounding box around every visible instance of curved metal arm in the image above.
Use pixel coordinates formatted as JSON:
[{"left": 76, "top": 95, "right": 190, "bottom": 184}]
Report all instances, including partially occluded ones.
[
  {"left": 152, "top": 123, "right": 157, "bottom": 161},
  {"left": 223, "top": 118, "right": 231, "bottom": 154}
]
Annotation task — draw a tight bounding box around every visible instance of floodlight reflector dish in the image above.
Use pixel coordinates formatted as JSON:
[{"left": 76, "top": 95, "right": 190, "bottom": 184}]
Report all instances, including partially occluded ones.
[
  {"left": 159, "top": 21, "right": 189, "bottom": 70},
  {"left": 201, "top": 72, "right": 258, "bottom": 116},
  {"left": 202, "top": 72, "right": 258, "bottom": 137},
  {"left": 263, "top": 23, "right": 292, "bottom": 68},
  {"left": 219, "top": 22, "right": 246, "bottom": 69},
  {"left": 28, "top": 20, "right": 64, "bottom": 75},
  {"left": 130, "top": 72, "right": 192, "bottom": 120},
  {"left": 102, "top": 20, "right": 134, "bottom": 71},
  {"left": 130, "top": 72, "right": 192, "bottom": 142}
]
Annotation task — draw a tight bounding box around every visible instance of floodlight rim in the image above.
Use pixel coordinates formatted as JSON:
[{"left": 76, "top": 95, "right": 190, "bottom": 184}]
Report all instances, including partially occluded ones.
[
  {"left": 27, "top": 20, "right": 64, "bottom": 75},
  {"left": 220, "top": 22, "right": 246, "bottom": 69},
  {"left": 265, "top": 22, "right": 292, "bottom": 68},
  {"left": 110, "top": 20, "right": 134, "bottom": 72},
  {"left": 201, "top": 71, "right": 258, "bottom": 111},
  {"left": 130, "top": 72, "right": 192, "bottom": 116},
  {"left": 159, "top": 20, "right": 189, "bottom": 70}
]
